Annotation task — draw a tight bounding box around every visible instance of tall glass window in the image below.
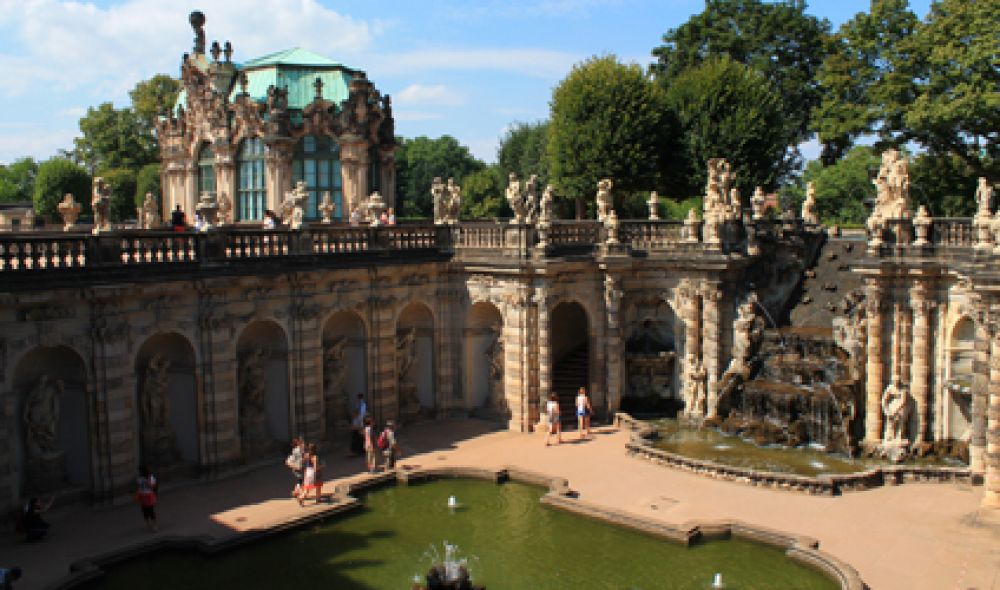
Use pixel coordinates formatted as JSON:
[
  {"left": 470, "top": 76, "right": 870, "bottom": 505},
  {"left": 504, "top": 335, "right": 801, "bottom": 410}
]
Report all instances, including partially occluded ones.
[
  {"left": 197, "top": 143, "right": 216, "bottom": 198},
  {"left": 292, "top": 135, "right": 342, "bottom": 220},
  {"left": 368, "top": 145, "right": 381, "bottom": 194},
  {"left": 237, "top": 138, "right": 266, "bottom": 221}
]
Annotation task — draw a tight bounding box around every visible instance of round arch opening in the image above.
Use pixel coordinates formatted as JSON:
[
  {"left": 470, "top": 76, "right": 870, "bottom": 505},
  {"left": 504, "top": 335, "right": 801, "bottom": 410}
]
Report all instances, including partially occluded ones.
[
  {"left": 396, "top": 302, "right": 435, "bottom": 421},
  {"left": 237, "top": 321, "right": 290, "bottom": 461},
  {"left": 322, "top": 310, "right": 368, "bottom": 431},
  {"left": 551, "top": 301, "right": 590, "bottom": 421},
  {"left": 135, "top": 333, "right": 199, "bottom": 472}
]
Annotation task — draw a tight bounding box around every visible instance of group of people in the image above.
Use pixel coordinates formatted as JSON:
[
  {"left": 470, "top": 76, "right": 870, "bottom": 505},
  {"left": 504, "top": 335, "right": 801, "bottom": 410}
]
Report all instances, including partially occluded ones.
[
  {"left": 285, "top": 438, "right": 325, "bottom": 506},
  {"left": 544, "top": 387, "right": 593, "bottom": 446},
  {"left": 348, "top": 206, "right": 396, "bottom": 226},
  {"left": 349, "top": 393, "right": 399, "bottom": 473}
]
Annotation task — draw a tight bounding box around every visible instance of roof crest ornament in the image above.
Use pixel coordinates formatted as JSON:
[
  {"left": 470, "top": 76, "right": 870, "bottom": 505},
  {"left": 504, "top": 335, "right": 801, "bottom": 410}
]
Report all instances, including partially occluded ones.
[
  {"left": 189, "top": 11, "right": 206, "bottom": 55},
  {"left": 314, "top": 77, "right": 324, "bottom": 101},
  {"left": 223, "top": 41, "right": 233, "bottom": 63}
]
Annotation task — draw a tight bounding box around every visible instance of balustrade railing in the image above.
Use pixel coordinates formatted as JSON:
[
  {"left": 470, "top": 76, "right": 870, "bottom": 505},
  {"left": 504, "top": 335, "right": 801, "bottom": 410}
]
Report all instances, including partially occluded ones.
[
  {"left": 0, "top": 233, "right": 88, "bottom": 270},
  {"left": 930, "top": 218, "right": 973, "bottom": 247},
  {"left": 619, "top": 220, "right": 684, "bottom": 249},
  {"left": 119, "top": 231, "right": 197, "bottom": 264},
  {"left": 548, "top": 221, "right": 600, "bottom": 250},
  {"left": 453, "top": 222, "right": 504, "bottom": 249}
]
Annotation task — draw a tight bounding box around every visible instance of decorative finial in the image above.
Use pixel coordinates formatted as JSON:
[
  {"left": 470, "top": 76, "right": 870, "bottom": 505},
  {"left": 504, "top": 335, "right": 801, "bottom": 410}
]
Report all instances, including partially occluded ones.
[
  {"left": 223, "top": 41, "right": 233, "bottom": 63},
  {"left": 210, "top": 41, "right": 221, "bottom": 62},
  {"left": 314, "top": 77, "right": 324, "bottom": 100},
  {"left": 239, "top": 72, "right": 249, "bottom": 95},
  {"left": 189, "top": 11, "right": 206, "bottom": 54}
]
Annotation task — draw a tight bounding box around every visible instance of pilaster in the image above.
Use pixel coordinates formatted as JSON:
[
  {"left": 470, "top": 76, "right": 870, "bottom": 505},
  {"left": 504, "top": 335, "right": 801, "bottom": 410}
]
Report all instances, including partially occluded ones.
[
  {"left": 340, "top": 139, "right": 369, "bottom": 214},
  {"left": 984, "top": 329, "right": 1000, "bottom": 507},
  {"left": 603, "top": 275, "right": 624, "bottom": 413},
  {"left": 971, "top": 306, "right": 990, "bottom": 473},
  {"left": 909, "top": 283, "right": 933, "bottom": 443},
  {"left": 864, "top": 280, "right": 885, "bottom": 445},
  {"left": 264, "top": 140, "right": 293, "bottom": 213},
  {"left": 701, "top": 282, "right": 722, "bottom": 417}
]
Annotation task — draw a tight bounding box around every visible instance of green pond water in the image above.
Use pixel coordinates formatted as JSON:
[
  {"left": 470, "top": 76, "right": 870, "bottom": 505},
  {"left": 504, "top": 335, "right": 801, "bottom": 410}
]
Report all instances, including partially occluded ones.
[
  {"left": 83, "top": 478, "right": 838, "bottom": 590},
  {"left": 651, "top": 419, "right": 953, "bottom": 477}
]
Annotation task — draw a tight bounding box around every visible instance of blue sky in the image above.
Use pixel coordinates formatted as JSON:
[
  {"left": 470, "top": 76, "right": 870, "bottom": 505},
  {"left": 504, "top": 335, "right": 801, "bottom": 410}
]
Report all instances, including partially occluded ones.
[{"left": 0, "top": 0, "right": 932, "bottom": 166}]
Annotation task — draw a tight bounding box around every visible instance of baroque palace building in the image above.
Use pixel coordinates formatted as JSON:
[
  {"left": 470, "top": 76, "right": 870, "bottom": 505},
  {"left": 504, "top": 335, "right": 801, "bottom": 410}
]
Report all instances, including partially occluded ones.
[
  {"left": 0, "top": 13, "right": 996, "bottom": 519},
  {"left": 157, "top": 11, "right": 396, "bottom": 223}
]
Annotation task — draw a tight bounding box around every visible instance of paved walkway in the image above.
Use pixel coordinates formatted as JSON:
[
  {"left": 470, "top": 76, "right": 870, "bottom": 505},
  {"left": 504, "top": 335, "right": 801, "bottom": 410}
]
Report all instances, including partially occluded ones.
[{"left": 3, "top": 419, "right": 998, "bottom": 590}]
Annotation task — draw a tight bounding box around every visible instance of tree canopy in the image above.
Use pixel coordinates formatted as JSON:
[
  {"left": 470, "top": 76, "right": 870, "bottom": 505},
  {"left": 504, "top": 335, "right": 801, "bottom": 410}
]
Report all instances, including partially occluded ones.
[
  {"left": 548, "top": 55, "right": 668, "bottom": 213},
  {"left": 33, "top": 158, "right": 91, "bottom": 220},
  {"left": 129, "top": 74, "right": 181, "bottom": 132},
  {"left": 652, "top": 0, "right": 829, "bottom": 150},
  {"left": 74, "top": 103, "right": 158, "bottom": 172},
  {"left": 394, "top": 135, "right": 484, "bottom": 217},
  {"left": 0, "top": 157, "right": 38, "bottom": 203},
  {"left": 498, "top": 121, "right": 549, "bottom": 189}
]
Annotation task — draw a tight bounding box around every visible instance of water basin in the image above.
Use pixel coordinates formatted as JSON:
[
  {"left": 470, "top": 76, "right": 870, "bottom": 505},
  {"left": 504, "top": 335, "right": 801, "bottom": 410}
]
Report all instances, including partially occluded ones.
[{"left": 79, "top": 478, "right": 838, "bottom": 589}]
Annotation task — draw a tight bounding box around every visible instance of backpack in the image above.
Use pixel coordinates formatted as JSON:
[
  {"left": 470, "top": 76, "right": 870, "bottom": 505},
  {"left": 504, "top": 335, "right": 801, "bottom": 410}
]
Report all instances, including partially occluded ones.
[{"left": 377, "top": 430, "right": 389, "bottom": 450}]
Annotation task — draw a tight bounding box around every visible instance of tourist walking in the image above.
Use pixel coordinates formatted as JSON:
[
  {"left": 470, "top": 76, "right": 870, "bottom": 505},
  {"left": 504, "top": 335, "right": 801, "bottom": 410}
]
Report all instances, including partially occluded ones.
[
  {"left": 350, "top": 393, "right": 367, "bottom": 455},
  {"left": 576, "top": 387, "right": 593, "bottom": 439},
  {"left": 363, "top": 416, "right": 378, "bottom": 473},
  {"left": 135, "top": 466, "right": 158, "bottom": 531},
  {"left": 379, "top": 421, "right": 398, "bottom": 471},
  {"left": 545, "top": 393, "right": 562, "bottom": 446},
  {"left": 297, "top": 443, "right": 323, "bottom": 505},
  {"left": 285, "top": 437, "right": 305, "bottom": 496}
]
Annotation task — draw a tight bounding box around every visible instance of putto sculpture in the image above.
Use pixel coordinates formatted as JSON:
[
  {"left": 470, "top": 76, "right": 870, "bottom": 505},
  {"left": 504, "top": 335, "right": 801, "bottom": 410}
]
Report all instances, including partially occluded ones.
[
  {"left": 505, "top": 173, "right": 538, "bottom": 224},
  {"left": 596, "top": 178, "right": 613, "bottom": 223},
  {"left": 91, "top": 177, "right": 112, "bottom": 234},
  {"left": 871, "top": 149, "right": 911, "bottom": 219},
  {"left": 801, "top": 182, "right": 819, "bottom": 224}
]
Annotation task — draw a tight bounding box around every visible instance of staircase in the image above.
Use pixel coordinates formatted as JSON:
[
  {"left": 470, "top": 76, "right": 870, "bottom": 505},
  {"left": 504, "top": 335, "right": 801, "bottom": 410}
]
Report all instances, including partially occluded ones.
[{"left": 552, "top": 344, "right": 588, "bottom": 425}]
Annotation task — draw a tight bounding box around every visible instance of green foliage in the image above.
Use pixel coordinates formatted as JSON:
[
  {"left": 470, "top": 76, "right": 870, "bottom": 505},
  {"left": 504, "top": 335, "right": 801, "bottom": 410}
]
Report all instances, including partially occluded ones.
[
  {"left": 909, "top": 152, "right": 978, "bottom": 217},
  {"left": 798, "top": 146, "right": 879, "bottom": 225},
  {"left": 461, "top": 166, "right": 508, "bottom": 219},
  {"left": 98, "top": 168, "right": 138, "bottom": 222},
  {"left": 0, "top": 157, "right": 38, "bottom": 203},
  {"left": 663, "top": 57, "right": 790, "bottom": 198},
  {"left": 652, "top": 0, "right": 830, "bottom": 148},
  {"left": 394, "top": 136, "right": 484, "bottom": 217},
  {"left": 135, "top": 163, "right": 161, "bottom": 209},
  {"left": 661, "top": 196, "right": 703, "bottom": 221},
  {"left": 74, "top": 103, "right": 157, "bottom": 172},
  {"left": 498, "top": 122, "right": 549, "bottom": 187},
  {"left": 548, "top": 55, "right": 668, "bottom": 208},
  {"left": 129, "top": 75, "right": 181, "bottom": 131},
  {"left": 33, "top": 158, "right": 91, "bottom": 220},
  {"left": 812, "top": 0, "right": 919, "bottom": 162}
]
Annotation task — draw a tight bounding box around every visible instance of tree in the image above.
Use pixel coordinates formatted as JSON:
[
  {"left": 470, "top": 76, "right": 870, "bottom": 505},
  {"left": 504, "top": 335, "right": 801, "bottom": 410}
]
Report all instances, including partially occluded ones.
[
  {"left": 663, "top": 57, "right": 790, "bottom": 198},
  {"left": 33, "top": 159, "right": 91, "bottom": 220},
  {"left": 99, "top": 168, "right": 138, "bottom": 222},
  {"left": 129, "top": 75, "right": 181, "bottom": 132},
  {"left": 812, "top": 0, "right": 919, "bottom": 162},
  {"left": 74, "top": 103, "right": 158, "bottom": 172},
  {"left": 461, "top": 166, "right": 508, "bottom": 219},
  {"left": 909, "top": 152, "right": 978, "bottom": 217},
  {"left": 135, "top": 163, "right": 162, "bottom": 210},
  {"left": 394, "top": 136, "right": 484, "bottom": 217},
  {"left": 795, "top": 146, "right": 879, "bottom": 225},
  {"left": 548, "top": 55, "right": 668, "bottom": 215},
  {"left": 652, "top": 0, "right": 830, "bottom": 148},
  {"left": 0, "top": 157, "right": 38, "bottom": 203},
  {"left": 498, "top": 122, "right": 549, "bottom": 188}
]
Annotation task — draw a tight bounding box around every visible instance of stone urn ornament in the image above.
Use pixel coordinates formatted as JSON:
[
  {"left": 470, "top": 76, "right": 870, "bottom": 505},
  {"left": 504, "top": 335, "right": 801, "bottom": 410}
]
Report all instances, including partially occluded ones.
[
  {"left": 318, "top": 191, "right": 335, "bottom": 223},
  {"left": 195, "top": 192, "right": 219, "bottom": 231},
  {"left": 366, "top": 191, "right": 387, "bottom": 226},
  {"left": 647, "top": 191, "right": 660, "bottom": 220},
  {"left": 57, "top": 193, "right": 81, "bottom": 231}
]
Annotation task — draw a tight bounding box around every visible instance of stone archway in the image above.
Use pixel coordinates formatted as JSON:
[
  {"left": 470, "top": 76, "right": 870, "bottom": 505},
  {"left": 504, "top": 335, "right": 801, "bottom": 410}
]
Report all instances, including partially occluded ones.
[
  {"left": 396, "top": 302, "right": 435, "bottom": 422},
  {"left": 464, "top": 302, "right": 504, "bottom": 417},
  {"left": 322, "top": 310, "right": 367, "bottom": 432},
  {"left": 11, "top": 346, "right": 89, "bottom": 497},
  {"left": 943, "top": 317, "right": 974, "bottom": 440},
  {"left": 236, "top": 321, "right": 290, "bottom": 461},
  {"left": 135, "top": 333, "right": 199, "bottom": 472},
  {"left": 551, "top": 301, "right": 590, "bottom": 420}
]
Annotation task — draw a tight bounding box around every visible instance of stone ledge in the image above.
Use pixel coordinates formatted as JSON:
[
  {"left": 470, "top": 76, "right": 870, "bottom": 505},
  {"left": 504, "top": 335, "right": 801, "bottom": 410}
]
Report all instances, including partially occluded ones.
[{"left": 616, "top": 412, "right": 974, "bottom": 496}]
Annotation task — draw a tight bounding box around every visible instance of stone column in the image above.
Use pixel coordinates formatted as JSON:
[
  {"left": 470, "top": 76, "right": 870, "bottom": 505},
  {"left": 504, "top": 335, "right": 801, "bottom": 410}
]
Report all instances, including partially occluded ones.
[
  {"left": 340, "top": 139, "right": 369, "bottom": 214},
  {"left": 604, "top": 275, "right": 624, "bottom": 413},
  {"left": 864, "top": 280, "right": 885, "bottom": 445},
  {"left": 264, "top": 140, "right": 293, "bottom": 213},
  {"left": 985, "top": 330, "right": 1000, "bottom": 507},
  {"left": 184, "top": 162, "right": 198, "bottom": 217},
  {"left": 701, "top": 282, "right": 722, "bottom": 417},
  {"left": 677, "top": 279, "right": 702, "bottom": 361},
  {"left": 971, "top": 308, "right": 991, "bottom": 474},
  {"left": 909, "top": 283, "right": 933, "bottom": 444},
  {"left": 434, "top": 288, "right": 462, "bottom": 417},
  {"left": 533, "top": 285, "right": 552, "bottom": 429},
  {"left": 289, "top": 278, "right": 323, "bottom": 441},
  {"left": 368, "top": 294, "right": 398, "bottom": 426}
]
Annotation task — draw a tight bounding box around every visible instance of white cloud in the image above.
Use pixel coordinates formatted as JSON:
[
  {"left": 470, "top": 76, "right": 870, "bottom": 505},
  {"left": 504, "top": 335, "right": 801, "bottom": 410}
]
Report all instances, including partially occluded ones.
[
  {"left": 370, "top": 48, "right": 580, "bottom": 79},
  {"left": 394, "top": 84, "right": 465, "bottom": 107},
  {"left": 0, "top": 128, "right": 76, "bottom": 164},
  {"left": 0, "top": 0, "right": 374, "bottom": 97}
]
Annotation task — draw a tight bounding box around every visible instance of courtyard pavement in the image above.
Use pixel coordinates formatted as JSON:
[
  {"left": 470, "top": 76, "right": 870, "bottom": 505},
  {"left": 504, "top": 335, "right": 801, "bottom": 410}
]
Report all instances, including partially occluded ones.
[{"left": 2, "top": 419, "right": 998, "bottom": 589}]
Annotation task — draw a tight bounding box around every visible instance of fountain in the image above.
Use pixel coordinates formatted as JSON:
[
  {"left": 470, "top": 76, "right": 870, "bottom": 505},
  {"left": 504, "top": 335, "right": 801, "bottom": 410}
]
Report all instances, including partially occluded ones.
[
  {"left": 448, "top": 496, "right": 458, "bottom": 510},
  {"left": 712, "top": 572, "right": 725, "bottom": 589},
  {"left": 412, "top": 541, "right": 482, "bottom": 590}
]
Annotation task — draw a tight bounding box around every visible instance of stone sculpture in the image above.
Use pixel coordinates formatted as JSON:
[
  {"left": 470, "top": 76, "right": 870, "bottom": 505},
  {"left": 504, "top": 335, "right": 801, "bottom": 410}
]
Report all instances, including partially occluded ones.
[
  {"left": 683, "top": 355, "right": 707, "bottom": 418},
  {"left": 324, "top": 336, "right": 349, "bottom": 429},
  {"left": 142, "top": 354, "right": 177, "bottom": 465},
  {"left": 881, "top": 379, "right": 911, "bottom": 445},
  {"left": 431, "top": 177, "right": 446, "bottom": 225},
  {"left": 538, "top": 185, "right": 555, "bottom": 225},
  {"left": 802, "top": 182, "right": 819, "bottom": 224},
  {"left": 91, "top": 177, "right": 112, "bottom": 234},
  {"left": 216, "top": 191, "right": 233, "bottom": 226},
  {"left": 596, "top": 178, "right": 613, "bottom": 223},
  {"left": 727, "top": 293, "right": 763, "bottom": 377},
  {"left": 975, "top": 177, "right": 993, "bottom": 218},
  {"left": 57, "top": 193, "right": 81, "bottom": 231},
  {"left": 647, "top": 191, "right": 659, "bottom": 220},
  {"left": 289, "top": 181, "right": 307, "bottom": 229},
  {"left": 318, "top": 192, "right": 335, "bottom": 223},
  {"left": 443, "top": 178, "right": 462, "bottom": 224},
  {"left": 141, "top": 193, "right": 160, "bottom": 229},
  {"left": 505, "top": 173, "right": 537, "bottom": 224},
  {"left": 485, "top": 326, "right": 506, "bottom": 413},
  {"left": 23, "top": 375, "right": 63, "bottom": 460},
  {"left": 871, "top": 149, "right": 911, "bottom": 219},
  {"left": 397, "top": 328, "right": 420, "bottom": 418},
  {"left": 366, "top": 191, "right": 387, "bottom": 225},
  {"left": 239, "top": 346, "right": 273, "bottom": 456},
  {"left": 751, "top": 187, "right": 766, "bottom": 220}
]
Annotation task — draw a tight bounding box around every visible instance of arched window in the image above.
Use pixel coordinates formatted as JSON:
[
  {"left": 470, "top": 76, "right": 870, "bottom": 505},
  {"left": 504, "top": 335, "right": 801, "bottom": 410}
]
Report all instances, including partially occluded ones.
[
  {"left": 197, "top": 142, "right": 216, "bottom": 198},
  {"left": 292, "top": 135, "right": 341, "bottom": 220},
  {"left": 237, "top": 138, "right": 266, "bottom": 221},
  {"left": 368, "top": 145, "right": 381, "bottom": 194}
]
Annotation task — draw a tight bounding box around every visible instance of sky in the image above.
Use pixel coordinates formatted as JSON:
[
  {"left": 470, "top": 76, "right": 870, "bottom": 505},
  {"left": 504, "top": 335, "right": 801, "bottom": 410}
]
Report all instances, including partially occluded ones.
[{"left": 0, "top": 0, "right": 933, "bottom": 166}]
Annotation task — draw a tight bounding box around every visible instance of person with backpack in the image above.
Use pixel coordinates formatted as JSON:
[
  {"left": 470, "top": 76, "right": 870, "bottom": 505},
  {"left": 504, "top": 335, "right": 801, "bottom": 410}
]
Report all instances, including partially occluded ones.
[
  {"left": 135, "top": 466, "right": 158, "bottom": 531},
  {"left": 285, "top": 437, "right": 305, "bottom": 496},
  {"left": 363, "top": 416, "right": 378, "bottom": 473},
  {"left": 378, "top": 421, "right": 398, "bottom": 471}
]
